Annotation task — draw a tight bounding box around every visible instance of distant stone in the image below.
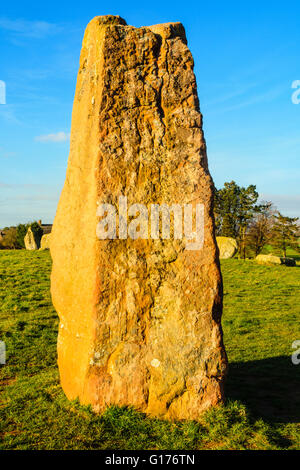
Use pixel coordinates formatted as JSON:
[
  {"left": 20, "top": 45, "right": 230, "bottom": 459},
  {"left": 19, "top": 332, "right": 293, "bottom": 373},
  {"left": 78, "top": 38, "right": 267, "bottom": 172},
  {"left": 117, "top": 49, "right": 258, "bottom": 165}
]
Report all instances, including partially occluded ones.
[
  {"left": 216, "top": 237, "right": 238, "bottom": 259},
  {"left": 50, "top": 15, "right": 227, "bottom": 421},
  {"left": 40, "top": 233, "right": 51, "bottom": 250},
  {"left": 282, "top": 257, "right": 296, "bottom": 267},
  {"left": 256, "top": 254, "right": 296, "bottom": 266},
  {"left": 24, "top": 227, "right": 41, "bottom": 250},
  {"left": 255, "top": 254, "right": 282, "bottom": 265}
]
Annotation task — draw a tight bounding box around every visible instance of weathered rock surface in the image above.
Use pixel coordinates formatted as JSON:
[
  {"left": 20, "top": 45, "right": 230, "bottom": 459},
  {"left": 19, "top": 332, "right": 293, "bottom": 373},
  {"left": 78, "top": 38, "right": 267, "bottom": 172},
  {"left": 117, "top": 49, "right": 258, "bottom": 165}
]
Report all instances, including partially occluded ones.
[
  {"left": 216, "top": 237, "right": 237, "bottom": 259},
  {"left": 24, "top": 227, "right": 41, "bottom": 250},
  {"left": 40, "top": 233, "right": 51, "bottom": 250},
  {"left": 50, "top": 15, "right": 227, "bottom": 420}
]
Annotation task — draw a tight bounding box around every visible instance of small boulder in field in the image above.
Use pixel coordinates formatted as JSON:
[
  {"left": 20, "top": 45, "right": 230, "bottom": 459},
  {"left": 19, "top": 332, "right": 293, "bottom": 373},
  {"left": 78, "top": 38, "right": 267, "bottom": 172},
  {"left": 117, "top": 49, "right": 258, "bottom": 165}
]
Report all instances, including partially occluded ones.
[
  {"left": 216, "top": 236, "right": 238, "bottom": 259},
  {"left": 24, "top": 227, "right": 41, "bottom": 250},
  {"left": 256, "top": 254, "right": 296, "bottom": 266},
  {"left": 282, "top": 257, "right": 296, "bottom": 267},
  {"left": 40, "top": 234, "right": 51, "bottom": 250},
  {"left": 255, "top": 254, "right": 282, "bottom": 265}
]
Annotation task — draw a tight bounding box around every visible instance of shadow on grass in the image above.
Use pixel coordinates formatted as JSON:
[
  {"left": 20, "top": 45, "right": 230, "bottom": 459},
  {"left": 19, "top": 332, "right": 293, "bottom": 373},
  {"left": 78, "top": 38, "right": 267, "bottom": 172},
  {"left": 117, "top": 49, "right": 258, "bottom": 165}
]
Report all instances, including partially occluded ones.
[{"left": 226, "top": 356, "right": 300, "bottom": 423}]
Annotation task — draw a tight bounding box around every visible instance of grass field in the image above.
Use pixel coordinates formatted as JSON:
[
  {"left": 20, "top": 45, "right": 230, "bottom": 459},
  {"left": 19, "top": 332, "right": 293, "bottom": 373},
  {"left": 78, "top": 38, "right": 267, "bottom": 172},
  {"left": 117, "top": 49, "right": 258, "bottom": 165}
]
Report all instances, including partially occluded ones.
[{"left": 0, "top": 250, "right": 300, "bottom": 450}]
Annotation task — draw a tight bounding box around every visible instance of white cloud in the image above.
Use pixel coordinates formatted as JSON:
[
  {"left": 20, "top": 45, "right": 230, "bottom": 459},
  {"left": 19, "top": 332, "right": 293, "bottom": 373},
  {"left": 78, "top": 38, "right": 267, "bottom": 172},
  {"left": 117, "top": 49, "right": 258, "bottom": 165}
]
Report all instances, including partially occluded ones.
[
  {"left": 35, "top": 132, "right": 70, "bottom": 143},
  {"left": 0, "top": 17, "right": 60, "bottom": 38},
  {"left": 0, "top": 182, "right": 61, "bottom": 227},
  {"left": 259, "top": 194, "right": 300, "bottom": 219},
  {"left": 0, "top": 105, "right": 22, "bottom": 125},
  {"left": 1, "top": 151, "right": 16, "bottom": 158},
  {"left": 0, "top": 147, "right": 16, "bottom": 159}
]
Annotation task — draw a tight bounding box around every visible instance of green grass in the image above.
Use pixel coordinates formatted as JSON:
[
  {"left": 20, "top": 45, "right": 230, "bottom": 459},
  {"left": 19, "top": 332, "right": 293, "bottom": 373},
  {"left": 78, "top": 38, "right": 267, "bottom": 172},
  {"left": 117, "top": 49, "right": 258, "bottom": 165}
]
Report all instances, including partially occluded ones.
[{"left": 0, "top": 250, "right": 300, "bottom": 450}]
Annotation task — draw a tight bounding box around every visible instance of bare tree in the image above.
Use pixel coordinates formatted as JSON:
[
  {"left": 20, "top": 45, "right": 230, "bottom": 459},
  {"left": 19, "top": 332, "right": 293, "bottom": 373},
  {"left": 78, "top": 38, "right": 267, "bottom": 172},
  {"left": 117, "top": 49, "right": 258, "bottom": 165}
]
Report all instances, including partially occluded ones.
[
  {"left": 270, "top": 211, "right": 299, "bottom": 258},
  {"left": 246, "top": 202, "right": 274, "bottom": 256}
]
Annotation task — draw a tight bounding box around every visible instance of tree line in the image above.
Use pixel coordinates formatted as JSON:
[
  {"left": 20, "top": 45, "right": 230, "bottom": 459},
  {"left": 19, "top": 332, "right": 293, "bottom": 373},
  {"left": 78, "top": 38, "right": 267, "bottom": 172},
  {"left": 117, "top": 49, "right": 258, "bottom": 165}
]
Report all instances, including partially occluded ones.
[
  {"left": 1, "top": 185, "right": 299, "bottom": 257},
  {"left": 214, "top": 181, "right": 299, "bottom": 259},
  {"left": 0, "top": 222, "right": 43, "bottom": 250}
]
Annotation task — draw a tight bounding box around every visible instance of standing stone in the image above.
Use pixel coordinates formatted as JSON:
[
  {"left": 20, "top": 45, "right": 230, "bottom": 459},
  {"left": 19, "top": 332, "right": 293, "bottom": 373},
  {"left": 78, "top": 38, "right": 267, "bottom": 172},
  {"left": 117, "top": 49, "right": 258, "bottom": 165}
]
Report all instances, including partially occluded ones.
[
  {"left": 50, "top": 15, "right": 227, "bottom": 420},
  {"left": 40, "top": 233, "right": 51, "bottom": 250},
  {"left": 24, "top": 227, "right": 41, "bottom": 250}
]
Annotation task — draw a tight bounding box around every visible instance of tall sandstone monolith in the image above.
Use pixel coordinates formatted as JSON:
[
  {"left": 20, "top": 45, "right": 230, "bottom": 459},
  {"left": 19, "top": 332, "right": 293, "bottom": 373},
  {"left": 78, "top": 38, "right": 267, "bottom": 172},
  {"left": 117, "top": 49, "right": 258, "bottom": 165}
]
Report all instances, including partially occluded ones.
[{"left": 50, "top": 15, "right": 227, "bottom": 420}]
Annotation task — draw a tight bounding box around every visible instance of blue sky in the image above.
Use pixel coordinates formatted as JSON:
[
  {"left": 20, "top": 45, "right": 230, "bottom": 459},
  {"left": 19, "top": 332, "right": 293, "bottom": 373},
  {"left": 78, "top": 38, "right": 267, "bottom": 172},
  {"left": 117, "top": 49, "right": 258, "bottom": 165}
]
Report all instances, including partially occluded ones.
[{"left": 0, "top": 0, "right": 299, "bottom": 226}]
